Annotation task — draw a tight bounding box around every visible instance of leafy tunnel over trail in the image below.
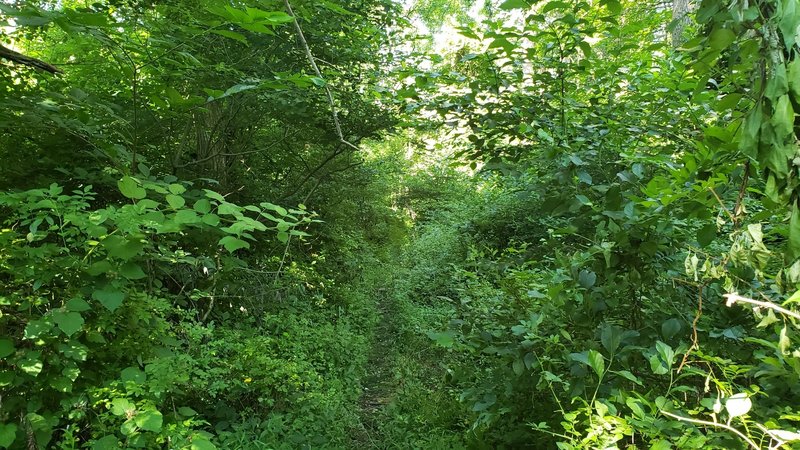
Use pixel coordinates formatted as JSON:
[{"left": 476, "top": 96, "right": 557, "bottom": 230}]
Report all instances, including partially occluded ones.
[{"left": 2, "top": 0, "right": 800, "bottom": 448}]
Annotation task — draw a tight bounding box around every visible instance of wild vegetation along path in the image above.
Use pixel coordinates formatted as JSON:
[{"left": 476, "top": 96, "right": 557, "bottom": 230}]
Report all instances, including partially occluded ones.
[{"left": 352, "top": 283, "right": 400, "bottom": 448}]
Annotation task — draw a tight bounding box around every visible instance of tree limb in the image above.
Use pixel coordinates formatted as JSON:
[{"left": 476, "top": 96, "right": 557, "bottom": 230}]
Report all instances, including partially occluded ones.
[
  {"left": 283, "top": 0, "right": 358, "bottom": 151},
  {"left": 0, "top": 44, "right": 62, "bottom": 74}
]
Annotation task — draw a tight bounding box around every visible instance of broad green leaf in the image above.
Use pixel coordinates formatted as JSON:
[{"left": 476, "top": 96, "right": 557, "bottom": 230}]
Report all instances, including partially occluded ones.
[
  {"left": 118, "top": 176, "right": 146, "bottom": 200},
  {"left": 602, "top": 0, "right": 621, "bottom": 14},
  {"left": 165, "top": 194, "right": 185, "bottom": 209},
  {"left": 791, "top": 204, "right": 800, "bottom": 258},
  {"left": 175, "top": 209, "right": 200, "bottom": 224},
  {"left": 190, "top": 438, "right": 217, "bottom": 450},
  {"left": 626, "top": 397, "right": 646, "bottom": 418},
  {"left": 120, "top": 262, "right": 146, "bottom": 280},
  {"left": 202, "top": 214, "right": 220, "bottom": 226},
  {"left": 0, "top": 339, "right": 14, "bottom": 358},
  {"left": 58, "top": 341, "right": 88, "bottom": 361},
  {"left": 772, "top": 95, "right": 794, "bottom": 139},
  {"left": 650, "top": 440, "right": 671, "bottom": 450},
  {"left": 576, "top": 194, "right": 592, "bottom": 206},
  {"left": 65, "top": 297, "right": 91, "bottom": 312},
  {"left": 697, "top": 223, "right": 716, "bottom": 247},
  {"left": 219, "top": 236, "right": 250, "bottom": 252},
  {"left": 210, "top": 29, "right": 248, "bottom": 45},
  {"left": 612, "top": 370, "right": 643, "bottom": 386},
  {"left": 499, "top": 0, "right": 529, "bottom": 10},
  {"left": 20, "top": 354, "right": 43, "bottom": 376},
  {"left": 93, "top": 289, "right": 125, "bottom": 312},
  {"left": 194, "top": 199, "right": 212, "bottom": 214},
  {"left": 661, "top": 318, "right": 681, "bottom": 340},
  {"left": 578, "top": 269, "right": 596, "bottom": 288},
  {"left": 0, "top": 423, "right": 16, "bottom": 448},
  {"left": 121, "top": 367, "right": 146, "bottom": 384},
  {"left": 24, "top": 319, "right": 51, "bottom": 339},
  {"left": 134, "top": 409, "right": 162, "bottom": 432},
  {"left": 168, "top": 183, "right": 186, "bottom": 195},
  {"left": 600, "top": 323, "right": 621, "bottom": 354},
  {"left": 789, "top": 59, "right": 800, "bottom": 98},
  {"left": 260, "top": 202, "right": 287, "bottom": 216},
  {"left": 427, "top": 331, "right": 454, "bottom": 348},
  {"left": 110, "top": 398, "right": 135, "bottom": 416},
  {"left": 91, "top": 436, "right": 120, "bottom": 450},
  {"left": 102, "top": 236, "right": 144, "bottom": 260},
  {"left": 542, "top": 1, "right": 569, "bottom": 13},
  {"left": 204, "top": 189, "right": 226, "bottom": 202},
  {"left": 178, "top": 407, "right": 197, "bottom": 417},
  {"left": 53, "top": 310, "right": 83, "bottom": 336},
  {"left": 587, "top": 349, "right": 605, "bottom": 377},
  {"left": 218, "top": 202, "right": 241, "bottom": 216},
  {"left": 709, "top": 28, "right": 735, "bottom": 50}
]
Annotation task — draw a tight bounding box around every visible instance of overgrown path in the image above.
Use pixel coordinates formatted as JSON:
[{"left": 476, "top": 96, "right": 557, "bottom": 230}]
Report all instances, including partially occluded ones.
[{"left": 352, "top": 282, "right": 400, "bottom": 448}]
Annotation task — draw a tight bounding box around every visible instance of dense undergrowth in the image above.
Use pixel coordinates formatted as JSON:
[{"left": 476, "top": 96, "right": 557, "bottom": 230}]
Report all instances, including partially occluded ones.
[{"left": 3, "top": 0, "right": 800, "bottom": 448}]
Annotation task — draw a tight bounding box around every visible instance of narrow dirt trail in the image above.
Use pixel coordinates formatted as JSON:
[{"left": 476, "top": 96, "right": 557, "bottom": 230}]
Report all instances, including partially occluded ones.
[{"left": 351, "top": 286, "right": 399, "bottom": 448}]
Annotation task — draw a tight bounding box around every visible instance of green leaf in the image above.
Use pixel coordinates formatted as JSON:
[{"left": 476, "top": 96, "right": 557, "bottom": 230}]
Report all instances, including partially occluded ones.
[
  {"left": 789, "top": 59, "right": 800, "bottom": 99},
  {"left": 118, "top": 176, "right": 146, "bottom": 200},
  {"left": 119, "top": 262, "right": 146, "bottom": 280},
  {"left": 210, "top": 29, "right": 248, "bottom": 45},
  {"left": 498, "top": 0, "right": 529, "bottom": 9},
  {"left": 178, "top": 407, "right": 197, "bottom": 417},
  {"left": 576, "top": 194, "right": 592, "bottom": 206},
  {"left": 168, "top": 183, "right": 186, "bottom": 195},
  {"left": 600, "top": 323, "right": 621, "bottom": 354},
  {"left": 661, "top": 318, "right": 682, "bottom": 340},
  {"left": 53, "top": 310, "right": 83, "bottom": 336},
  {"left": 791, "top": 204, "right": 800, "bottom": 258},
  {"left": 587, "top": 349, "right": 605, "bottom": 377},
  {"left": 708, "top": 28, "right": 735, "bottom": 50},
  {"left": 542, "top": 1, "right": 569, "bottom": 13},
  {"left": 110, "top": 398, "right": 135, "bottom": 416},
  {"left": 578, "top": 269, "right": 596, "bottom": 288},
  {"left": 202, "top": 214, "right": 220, "bottom": 226},
  {"left": 219, "top": 236, "right": 250, "bottom": 253},
  {"left": 0, "top": 339, "right": 14, "bottom": 358},
  {"left": 602, "top": 0, "right": 621, "bottom": 14},
  {"left": 772, "top": 94, "right": 794, "bottom": 139},
  {"left": 193, "top": 199, "right": 212, "bottom": 214},
  {"left": 218, "top": 202, "right": 241, "bottom": 216},
  {"left": 121, "top": 367, "right": 146, "bottom": 384},
  {"left": 134, "top": 409, "right": 162, "bottom": 432},
  {"left": 427, "top": 331, "right": 454, "bottom": 348},
  {"left": 204, "top": 189, "right": 226, "bottom": 202},
  {"left": 19, "top": 354, "right": 43, "bottom": 376},
  {"left": 58, "top": 341, "right": 88, "bottom": 361},
  {"left": 175, "top": 209, "right": 201, "bottom": 224},
  {"left": 190, "top": 437, "right": 217, "bottom": 450},
  {"left": 66, "top": 297, "right": 91, "bottom": 312},
  {"left": 91, "top": 436, "right": 120, "bottom": 450},
  {"left": 697, "top": 223, "right": 716, "bottom": 247},
  {"left": 612, "top": 370, "right": 643, "bottom": 386},
  {"left": 0, "top": 423, "right": 17, "bottom": 448},
  {"left": 165, "top": 194, "right": 185, "bottom": 209},
  {"left": 93, "top": 289, "right": 125, "bottom": 312},
  {"left": 24, "top": 319, "right": 51, "bottom": 339},
  {"left": 512, "top": 358, "right": 524, "bottom": 375},
  {"left": 102, "top": 236, "right": 144, "bottom": 260}
]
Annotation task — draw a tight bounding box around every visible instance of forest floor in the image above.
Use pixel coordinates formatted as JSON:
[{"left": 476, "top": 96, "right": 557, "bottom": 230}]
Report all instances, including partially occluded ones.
[{"left": 351, "top": 284, "right": 400, "bottom": 448}]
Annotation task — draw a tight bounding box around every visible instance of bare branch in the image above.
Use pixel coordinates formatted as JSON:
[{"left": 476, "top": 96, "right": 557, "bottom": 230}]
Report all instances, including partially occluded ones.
[
  {"left": 724, "top": 293, "right": 800, "bottom": 321},
  {"left": 283, "top": 0, "right": 359, "bottom": 151}
]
